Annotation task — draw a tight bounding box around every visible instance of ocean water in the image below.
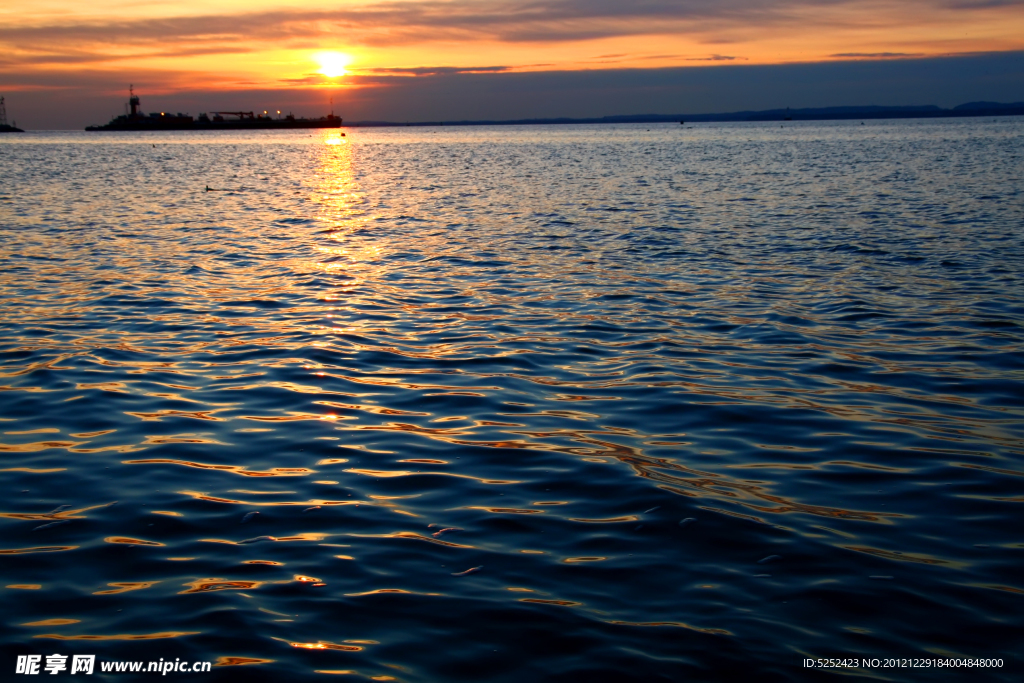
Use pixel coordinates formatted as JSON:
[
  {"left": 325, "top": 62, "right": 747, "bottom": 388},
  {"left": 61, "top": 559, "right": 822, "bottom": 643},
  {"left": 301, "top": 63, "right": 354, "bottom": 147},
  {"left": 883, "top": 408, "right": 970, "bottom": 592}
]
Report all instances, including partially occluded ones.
[{"left": 1, "top": 120, "right": 1022, "bottom": 681}]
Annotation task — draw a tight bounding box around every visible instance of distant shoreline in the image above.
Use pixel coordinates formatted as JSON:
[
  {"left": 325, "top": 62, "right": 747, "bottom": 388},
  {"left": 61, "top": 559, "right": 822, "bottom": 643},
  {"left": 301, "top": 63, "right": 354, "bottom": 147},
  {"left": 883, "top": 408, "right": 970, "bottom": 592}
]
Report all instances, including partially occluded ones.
[
  {"left": 7, "top": 102, "right": 1023, "bottom": 132},
  {"left": 347, "top": 102, "right": 1024, "bottom": 128}
]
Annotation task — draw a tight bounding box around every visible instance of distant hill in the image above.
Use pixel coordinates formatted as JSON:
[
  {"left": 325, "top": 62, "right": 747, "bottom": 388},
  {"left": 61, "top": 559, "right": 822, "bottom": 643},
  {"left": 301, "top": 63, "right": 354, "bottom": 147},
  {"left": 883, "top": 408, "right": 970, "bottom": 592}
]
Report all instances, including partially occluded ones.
[
  {"left": 349, "top": 102, "right": 1024, "bottom": 127},
  {"left": 954, "top": 101, "right": 1024, "bottom": 111}
]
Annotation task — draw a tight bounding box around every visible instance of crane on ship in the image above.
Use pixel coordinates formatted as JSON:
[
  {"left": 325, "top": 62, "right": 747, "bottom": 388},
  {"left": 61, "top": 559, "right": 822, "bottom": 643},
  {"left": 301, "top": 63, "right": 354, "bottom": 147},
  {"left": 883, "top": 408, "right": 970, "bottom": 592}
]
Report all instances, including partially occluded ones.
[{"left": 129, "top": 85, "right": 140, "bottom": 116}]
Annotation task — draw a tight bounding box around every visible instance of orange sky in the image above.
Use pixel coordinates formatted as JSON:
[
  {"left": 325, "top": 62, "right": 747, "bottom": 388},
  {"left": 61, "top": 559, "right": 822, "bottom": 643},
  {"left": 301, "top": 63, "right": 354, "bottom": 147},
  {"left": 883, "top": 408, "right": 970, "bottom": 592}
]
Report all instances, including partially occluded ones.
[{"left": 3, "top": 0, "right": 1024, "bottom": 96}]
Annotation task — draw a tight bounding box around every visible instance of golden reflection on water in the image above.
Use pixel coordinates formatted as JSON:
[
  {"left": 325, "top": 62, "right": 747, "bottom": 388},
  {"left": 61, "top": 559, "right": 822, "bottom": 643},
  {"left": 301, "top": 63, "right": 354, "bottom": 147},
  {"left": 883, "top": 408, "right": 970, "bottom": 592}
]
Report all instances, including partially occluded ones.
[
  {"left": 314, "top": 672, "right": 355, "bottom": 676},
  {"left": 1, "top": 501, "right": 114, "bottom": 521},
  {"left": 94, "top": 581, "right": 161, "bottom": 595},
  {"left": 348, "top": 531, "right": 473, "bottom": 549},
  {"left": 463, "top": 506, "right": 541, "bottom": 515},
  {"left": 104, "top": 537, "right": 165, "bottom": 546},
  {"left": 199, "top": 532, "right": 331, "bottom": 545},
  {"left": 345, "top": 468, "right": 518, "bottom": 485},
  {"left": 178, "top": 489, "right": 355, "bottom": 508},
  {"left": 22, "top": 619, "right": 81, "bottom": 627},
  {"left": 519, "top": 598, "right": 581, "bottom": 607},
  {"left": 0, "top": 546, "right": 78, "bottom": 555},
  {"left": 2, "top": 126, "right": 1019, "bottom": 678},
  {"left": 311, "top": 128, "right": 375, "bottom": 271},
  {"left": 126, "top": 409, "right": 226, "bottom": 422},
  {"left": 34, "top": 632, "right": 200, "bottom": 641},
  {"left": 290, "top": 641, "right": 362, "bottom": 651},
  {"left": 343, "top": 588, "right": 442, "bottom": 597},
  {"left": 0, "top": 467, "right": 66, "bottom": 473},
  {"left": 180, "top": 579, "right": 264, "bottom": 594},
  {"left": 0, "top": 439, "right": 84, "bottom": 453},
  {"left": 123, "top": 458, "right": 316, "bottom": 477},
  {"left": 214, "top": 657, "right": 274, "bottom": 667},
  {"left": 843, "top": 546, "right": 960, "bottom": 567}
]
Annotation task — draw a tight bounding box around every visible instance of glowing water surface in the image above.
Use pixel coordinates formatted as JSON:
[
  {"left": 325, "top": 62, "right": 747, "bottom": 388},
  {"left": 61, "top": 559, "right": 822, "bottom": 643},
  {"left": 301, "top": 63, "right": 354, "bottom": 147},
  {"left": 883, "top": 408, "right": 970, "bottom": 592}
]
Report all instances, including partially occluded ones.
[{"left": 1, "top": 120, "right": 1022, "bottom": 681}]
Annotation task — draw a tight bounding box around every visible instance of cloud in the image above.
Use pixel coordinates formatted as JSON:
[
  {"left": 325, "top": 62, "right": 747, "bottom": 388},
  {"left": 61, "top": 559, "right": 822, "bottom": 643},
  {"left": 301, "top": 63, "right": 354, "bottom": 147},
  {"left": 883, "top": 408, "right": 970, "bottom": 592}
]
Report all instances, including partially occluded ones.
[
  {"left": 0, "top": 45, "right": 256, "bottom": 67},
  {"left": 1, "top": 0, "right": 1021, "bottom": 92},
  {"left": 831, "top": 52, "right": 924, "bottom": 57},
  {"left": 942, "top": 0, "right": 1024, "bottom": 7},
  {"left": 5, "top": 50, "right": 1024, "bottom": 129},
  {"left": 360, "top": 65, "right": 514, "bottom": 75},
  {"left": 0, "top": 0, "right": 1008, "bottom": 56}
]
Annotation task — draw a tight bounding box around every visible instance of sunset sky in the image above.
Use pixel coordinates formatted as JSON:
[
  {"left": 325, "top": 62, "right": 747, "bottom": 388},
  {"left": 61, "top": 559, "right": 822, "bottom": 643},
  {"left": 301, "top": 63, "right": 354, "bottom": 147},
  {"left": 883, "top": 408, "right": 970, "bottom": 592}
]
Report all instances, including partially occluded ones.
[{"left": 3, "top": 0, "right": 1024, "bottom": 128}]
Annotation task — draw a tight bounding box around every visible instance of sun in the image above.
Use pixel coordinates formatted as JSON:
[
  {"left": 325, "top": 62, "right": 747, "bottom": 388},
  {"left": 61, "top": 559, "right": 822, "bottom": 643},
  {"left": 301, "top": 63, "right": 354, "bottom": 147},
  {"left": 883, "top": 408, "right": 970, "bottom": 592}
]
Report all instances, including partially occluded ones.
[{"left": 316, "top": 51, "right": 351, "bottom": 78}]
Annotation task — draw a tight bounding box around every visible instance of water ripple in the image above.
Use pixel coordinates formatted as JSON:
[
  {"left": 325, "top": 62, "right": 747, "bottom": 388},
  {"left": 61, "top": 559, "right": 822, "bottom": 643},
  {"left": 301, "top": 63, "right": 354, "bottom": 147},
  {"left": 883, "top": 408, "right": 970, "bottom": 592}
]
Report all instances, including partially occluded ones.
[{"left": 1, "top": 121, "right": 1022, "bottom": 681}]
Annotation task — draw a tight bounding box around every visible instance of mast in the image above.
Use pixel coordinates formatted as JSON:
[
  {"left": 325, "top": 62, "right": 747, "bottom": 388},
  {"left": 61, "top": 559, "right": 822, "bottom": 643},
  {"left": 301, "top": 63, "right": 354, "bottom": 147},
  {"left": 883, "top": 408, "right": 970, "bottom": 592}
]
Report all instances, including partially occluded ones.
[{"left": 0, "top": 97, "right": 8, "bottom": 127}]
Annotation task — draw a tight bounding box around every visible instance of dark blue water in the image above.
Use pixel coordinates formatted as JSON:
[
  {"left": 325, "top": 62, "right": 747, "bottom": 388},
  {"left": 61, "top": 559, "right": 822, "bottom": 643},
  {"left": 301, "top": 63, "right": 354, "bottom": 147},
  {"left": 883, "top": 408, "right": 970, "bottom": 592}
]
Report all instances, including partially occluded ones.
[{"left": 2, "top": 120, "right": 1022, "bottom": 681}]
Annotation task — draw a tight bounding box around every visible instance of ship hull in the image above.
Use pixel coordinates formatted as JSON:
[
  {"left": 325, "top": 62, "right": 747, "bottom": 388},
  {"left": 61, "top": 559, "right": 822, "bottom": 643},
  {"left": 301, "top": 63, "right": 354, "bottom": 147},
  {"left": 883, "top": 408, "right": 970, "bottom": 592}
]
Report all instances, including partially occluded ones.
[{"left": 86, "top": 118, "right": 342, "bottom": 131}]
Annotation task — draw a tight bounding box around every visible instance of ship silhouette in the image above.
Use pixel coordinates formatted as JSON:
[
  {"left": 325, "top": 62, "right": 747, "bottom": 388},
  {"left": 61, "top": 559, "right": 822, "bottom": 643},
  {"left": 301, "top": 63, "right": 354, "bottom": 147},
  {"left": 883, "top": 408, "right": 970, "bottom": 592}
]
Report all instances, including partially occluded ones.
[{"left": 86, "top": 87, "right": 342, "bottom": 131}]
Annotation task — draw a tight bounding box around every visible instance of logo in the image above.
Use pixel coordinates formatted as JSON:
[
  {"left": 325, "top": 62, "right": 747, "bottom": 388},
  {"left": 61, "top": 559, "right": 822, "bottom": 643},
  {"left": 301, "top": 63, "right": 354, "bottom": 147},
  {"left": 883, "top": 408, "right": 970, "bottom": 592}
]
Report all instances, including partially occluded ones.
[{"left": 15, "top": 655, "right": 94, "bottom": 675}]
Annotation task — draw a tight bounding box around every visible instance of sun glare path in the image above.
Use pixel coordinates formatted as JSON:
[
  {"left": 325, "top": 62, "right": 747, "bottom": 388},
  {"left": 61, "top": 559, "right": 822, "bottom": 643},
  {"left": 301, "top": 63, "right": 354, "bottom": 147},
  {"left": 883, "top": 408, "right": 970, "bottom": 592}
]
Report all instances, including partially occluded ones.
[{"left": 316, "top": 52, "right": 351, "bottom": 78}]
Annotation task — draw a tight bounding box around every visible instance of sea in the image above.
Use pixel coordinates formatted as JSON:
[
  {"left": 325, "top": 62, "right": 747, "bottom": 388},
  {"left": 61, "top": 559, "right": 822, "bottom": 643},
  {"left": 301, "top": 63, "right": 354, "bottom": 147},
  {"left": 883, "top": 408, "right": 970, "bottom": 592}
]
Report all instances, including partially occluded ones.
[{"left": 1, "top": 119, "right": 1022, "bottom": 682}]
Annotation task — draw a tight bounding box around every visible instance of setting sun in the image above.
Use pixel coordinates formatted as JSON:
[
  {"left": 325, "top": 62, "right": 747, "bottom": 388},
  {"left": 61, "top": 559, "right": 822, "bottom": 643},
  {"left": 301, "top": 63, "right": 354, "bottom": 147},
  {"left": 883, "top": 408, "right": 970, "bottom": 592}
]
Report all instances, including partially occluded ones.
[{"left": 316, "top": 51, "right": 351, "bottom": 78}]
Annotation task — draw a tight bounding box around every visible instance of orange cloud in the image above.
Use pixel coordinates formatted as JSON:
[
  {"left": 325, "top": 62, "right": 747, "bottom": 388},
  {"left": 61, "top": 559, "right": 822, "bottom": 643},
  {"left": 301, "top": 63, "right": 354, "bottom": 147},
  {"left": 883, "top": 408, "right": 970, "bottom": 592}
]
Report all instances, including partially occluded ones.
[{"left": 1, "top": 0, "right": 1022, "bottom": 97}]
